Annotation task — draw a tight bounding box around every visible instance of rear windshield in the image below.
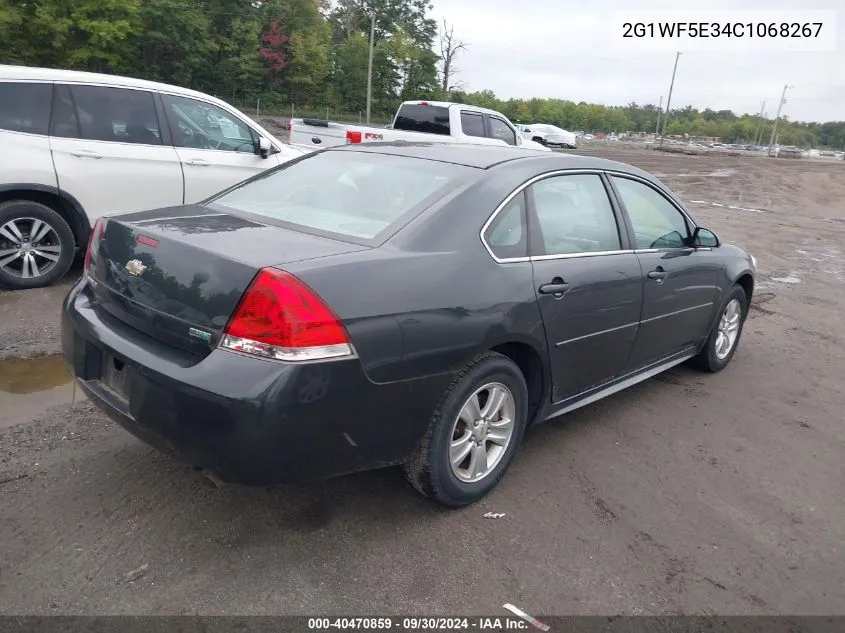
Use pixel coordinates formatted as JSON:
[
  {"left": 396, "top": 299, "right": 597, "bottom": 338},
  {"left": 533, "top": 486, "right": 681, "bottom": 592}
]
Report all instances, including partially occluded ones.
[
  {"left": 393, "top": 104, "right": 451, "bottom": 135},
  {"left": 209, "top": 151, "right": 473, "bottom": 241}
]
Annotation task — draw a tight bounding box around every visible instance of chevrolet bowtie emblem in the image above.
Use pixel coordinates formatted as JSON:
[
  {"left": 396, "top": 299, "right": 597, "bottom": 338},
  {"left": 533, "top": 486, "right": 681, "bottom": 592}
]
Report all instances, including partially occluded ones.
[{"left": 125, "top": 259, "right": 146, "bottom": 276}]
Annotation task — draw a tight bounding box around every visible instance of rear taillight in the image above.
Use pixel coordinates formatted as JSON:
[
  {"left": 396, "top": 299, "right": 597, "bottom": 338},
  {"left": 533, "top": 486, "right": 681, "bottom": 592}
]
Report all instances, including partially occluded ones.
[
  {"left": 346, "top": 130, "right": 362, "bottom": 144},
  {"left": 83, "top": 218, "right": 107, "bottom": 279},
  {"left": 220, "top": 268, "right": 354, "bottom": 362}
]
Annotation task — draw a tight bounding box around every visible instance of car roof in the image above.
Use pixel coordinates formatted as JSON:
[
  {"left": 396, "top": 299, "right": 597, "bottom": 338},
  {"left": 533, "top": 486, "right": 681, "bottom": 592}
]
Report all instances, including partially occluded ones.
[
  {"left": 400, "top": 100, "right": 509, "bottom": 118},
  {"left": 0, "top": 64, "right": 226, "bottom": 105},
  {"left": 328, "top": 142, "right": 651, "bottom": 177}
]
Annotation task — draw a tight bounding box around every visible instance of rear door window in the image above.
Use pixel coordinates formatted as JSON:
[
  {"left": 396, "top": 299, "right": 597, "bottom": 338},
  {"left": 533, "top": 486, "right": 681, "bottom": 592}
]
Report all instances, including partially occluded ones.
[
  {"left": 460, "top": 112, "right": 485, "bottom": 138},
  {"left": 392, "top": 104, "right": 451, "bottom": 135},
  {"left": 0, "top": 82, "right": 52, "bottom": 135},
  {"left": 530, "top": 174, "right": 622, "bottom": 255},
  {"left": 51, "top": 85, "right": 162, "bottom": 145},
  {"left": 209, "top": 151, "right": 474, "bottom": 242}
]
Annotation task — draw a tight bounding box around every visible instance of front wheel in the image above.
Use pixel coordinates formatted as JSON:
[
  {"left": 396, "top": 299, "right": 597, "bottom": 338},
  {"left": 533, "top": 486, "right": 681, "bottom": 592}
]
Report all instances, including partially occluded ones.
[
  {"left": 688, "top": 285, "right": 748, "bottom": 372},
  {"left": 0, "top": 200, "right": 76, "bottom": 290},
  {"left": 403, "top": 352, "right": 528, "bottom": 507}
]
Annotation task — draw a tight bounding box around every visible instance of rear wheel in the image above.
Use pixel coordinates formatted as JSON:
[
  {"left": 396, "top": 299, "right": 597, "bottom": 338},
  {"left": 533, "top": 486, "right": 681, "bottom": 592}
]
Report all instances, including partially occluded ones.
[
  {"left": 0, "top": 200, "right": 75, "bottom": 290},
  {"left": 688, "top": 285, "right": 748, "bottom": 372},
  {"left": 404, "top": 352, "right": 528, "bottom": 507}
]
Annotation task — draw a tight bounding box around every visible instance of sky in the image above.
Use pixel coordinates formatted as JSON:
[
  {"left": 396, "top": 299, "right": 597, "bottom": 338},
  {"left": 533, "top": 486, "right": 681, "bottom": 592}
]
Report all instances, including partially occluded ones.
[{"left": 430, "top": 0, "right": 844, "bottom": 123}]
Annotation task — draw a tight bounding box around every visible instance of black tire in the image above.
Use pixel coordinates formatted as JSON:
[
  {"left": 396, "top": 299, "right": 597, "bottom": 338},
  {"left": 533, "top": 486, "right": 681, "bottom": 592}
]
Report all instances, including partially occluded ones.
[
  {"left": 688, "top": 285, "right": 748, "bottom": 373},
  {"left": 0, "top": 200, "right": 75, "bottom": 290},
  {"left": 532, "top": 137, "right": 546, "bottom": 146},
  {"left": 403, "top": 352, "right": 529, "bottom": 507}
]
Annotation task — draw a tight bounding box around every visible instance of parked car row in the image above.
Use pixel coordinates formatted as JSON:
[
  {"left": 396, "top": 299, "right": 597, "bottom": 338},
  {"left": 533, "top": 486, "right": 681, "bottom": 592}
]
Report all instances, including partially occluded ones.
[
  {"left": 289, "top": 101, "right": 551, "bottom": 153},
  {"left": 0, "top": 65, "right": 308, "bottom": 289}
]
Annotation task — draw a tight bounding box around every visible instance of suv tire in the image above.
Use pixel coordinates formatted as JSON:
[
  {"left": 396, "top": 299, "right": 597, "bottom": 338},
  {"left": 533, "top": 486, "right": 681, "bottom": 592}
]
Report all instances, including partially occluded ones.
[{"left": 0, "top": 200, "right": 76, "bottom": 290}]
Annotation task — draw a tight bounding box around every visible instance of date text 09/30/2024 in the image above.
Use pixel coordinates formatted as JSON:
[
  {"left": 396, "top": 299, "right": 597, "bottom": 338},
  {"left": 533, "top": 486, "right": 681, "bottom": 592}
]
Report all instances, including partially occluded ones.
[{"left": 307, "top": 617, "right": 540, "bottom": 631}]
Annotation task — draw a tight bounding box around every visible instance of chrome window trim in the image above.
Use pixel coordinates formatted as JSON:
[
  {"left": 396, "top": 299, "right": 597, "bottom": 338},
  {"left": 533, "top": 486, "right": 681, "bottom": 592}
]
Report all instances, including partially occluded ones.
[
  {"left": 634, "top": 247, "right": 712, "bottom": 254},
  {"left": 531, "top": 249, "right": 634, "bottom": 262},
  {"left": 479, "top": 168, "right": 629, "bottom": 264}
]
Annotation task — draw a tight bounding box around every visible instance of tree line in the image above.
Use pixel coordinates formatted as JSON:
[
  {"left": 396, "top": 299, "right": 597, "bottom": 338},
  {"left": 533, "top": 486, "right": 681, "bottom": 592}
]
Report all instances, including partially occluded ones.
[
  {"left": 1, "top": 0, "right": 843, "bottom": 148},
  {"left": 0, "top": 0, "right": 439, "bottom": 118},
  {"left": 455, "top": 91, "right": 845, "bottom": 150}
]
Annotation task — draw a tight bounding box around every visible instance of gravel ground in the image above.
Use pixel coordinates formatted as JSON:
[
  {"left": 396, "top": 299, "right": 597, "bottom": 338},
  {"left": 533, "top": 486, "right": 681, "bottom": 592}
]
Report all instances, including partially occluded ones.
[{"left": 0, "top": 145, "right": 843, "bottom": 616}]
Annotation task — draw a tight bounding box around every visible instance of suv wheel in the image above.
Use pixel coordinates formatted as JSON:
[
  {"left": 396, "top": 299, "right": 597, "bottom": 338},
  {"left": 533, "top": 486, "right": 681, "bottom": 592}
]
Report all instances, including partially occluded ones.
[{"left": 0, "top": 200, "right": 76, "bottom": 290}]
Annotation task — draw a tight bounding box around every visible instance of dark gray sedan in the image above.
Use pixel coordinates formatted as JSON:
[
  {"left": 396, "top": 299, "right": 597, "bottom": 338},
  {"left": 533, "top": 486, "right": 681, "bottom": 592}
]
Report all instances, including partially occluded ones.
[{"left": 61, "top": 143, "right": 756, "bottom": 507}]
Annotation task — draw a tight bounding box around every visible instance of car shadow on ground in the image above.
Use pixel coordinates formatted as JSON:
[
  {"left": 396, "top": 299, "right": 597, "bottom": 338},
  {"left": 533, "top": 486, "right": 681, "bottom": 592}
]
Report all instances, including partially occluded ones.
[{"left": 16, "top": 365, "right": 690, "bottom": 537}]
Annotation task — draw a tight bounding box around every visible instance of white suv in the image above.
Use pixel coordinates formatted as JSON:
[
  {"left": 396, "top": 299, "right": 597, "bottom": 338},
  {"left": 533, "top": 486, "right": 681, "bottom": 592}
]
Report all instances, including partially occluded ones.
[{"left": 0, "top": 65, "right": 306, "bottom": 289}]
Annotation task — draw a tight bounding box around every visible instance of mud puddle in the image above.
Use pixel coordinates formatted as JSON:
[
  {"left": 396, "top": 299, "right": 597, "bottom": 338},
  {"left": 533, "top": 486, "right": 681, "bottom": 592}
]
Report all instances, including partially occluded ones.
[{"left": 0, "top": 354, "right": 83, "bottom": 427}]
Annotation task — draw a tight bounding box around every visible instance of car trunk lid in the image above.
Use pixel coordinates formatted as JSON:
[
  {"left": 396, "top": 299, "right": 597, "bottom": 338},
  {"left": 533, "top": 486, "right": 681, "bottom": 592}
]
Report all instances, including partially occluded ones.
[{"left": 87, "top": 205, "right": 368, "bottom": 357}]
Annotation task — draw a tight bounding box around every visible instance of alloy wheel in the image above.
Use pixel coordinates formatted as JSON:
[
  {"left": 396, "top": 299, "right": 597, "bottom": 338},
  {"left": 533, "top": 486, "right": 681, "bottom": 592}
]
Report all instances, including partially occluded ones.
[
  {"left": 714, "top": 298, "right": 742, "bottom": 360},
  {"left": 0, "top": 217, "right": 63, "bottom": 280},
  {"left": 449, "top": 382, "right": 516, "bottom": 483}
]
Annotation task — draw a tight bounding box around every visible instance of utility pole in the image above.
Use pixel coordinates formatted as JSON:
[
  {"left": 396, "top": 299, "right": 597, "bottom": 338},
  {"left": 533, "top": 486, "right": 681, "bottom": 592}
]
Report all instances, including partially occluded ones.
[
  {"left": 752, "top": 100, "right": 766, "bottom": 145},
  {"left": 759, "top": 110, "right": 768, "bottom": 145},
  {"left": 365, "top": 11, "right": 376, "bottom": 124},
  {"left": 655, "top": 95, "right": 663, "bottom": 138},
  {"left": 659, "top": 52, "right": 680, "bottom": 148},
  {"left": 768, "top": 84, "right": 793, "bottom": 156}
]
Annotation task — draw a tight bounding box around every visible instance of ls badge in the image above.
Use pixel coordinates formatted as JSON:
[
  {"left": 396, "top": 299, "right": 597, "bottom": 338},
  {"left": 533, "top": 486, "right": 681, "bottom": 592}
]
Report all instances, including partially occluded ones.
[
  {"left": 189, "top": 328, "right": 212, "bottom": 342},
  {"left": 125, "top": 259, "right": 146, "bottom": 276}
]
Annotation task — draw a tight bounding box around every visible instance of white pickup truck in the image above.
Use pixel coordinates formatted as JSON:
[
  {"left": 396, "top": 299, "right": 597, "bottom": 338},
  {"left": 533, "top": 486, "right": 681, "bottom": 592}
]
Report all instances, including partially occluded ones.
[{"left": 288, "top": 101, "right": 551, "bottom": 152}]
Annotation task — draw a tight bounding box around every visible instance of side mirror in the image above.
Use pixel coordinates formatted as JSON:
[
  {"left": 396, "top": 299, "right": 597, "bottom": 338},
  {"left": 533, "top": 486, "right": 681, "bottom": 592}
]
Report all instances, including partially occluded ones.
[
  {"left": 692, "top": 227, "right": 720, "bottom": 247},
  {"left": 258, "top": 136, "right": 273, "bottom": 159}
]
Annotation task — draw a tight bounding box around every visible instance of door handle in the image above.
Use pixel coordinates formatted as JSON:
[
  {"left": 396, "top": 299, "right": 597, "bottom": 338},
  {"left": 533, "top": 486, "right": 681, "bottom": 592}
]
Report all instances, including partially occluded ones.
[
  {"left": 647, "top": 267, "right": 667, "bottom": 282},
  {"left": 538, "top": 278, "right": 570, "bottom": 295},
  {"left": 70, "top": 150, "right": 102, "bottom": 159},
  {"left": 185, "top": 159, "right": 210, "bottom": 166}
]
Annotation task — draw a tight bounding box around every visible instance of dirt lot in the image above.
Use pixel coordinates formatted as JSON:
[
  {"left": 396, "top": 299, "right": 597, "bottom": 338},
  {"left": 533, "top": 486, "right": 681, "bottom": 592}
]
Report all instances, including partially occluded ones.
[{"left": 1, "top": 146, "right": 843, "bottom": 617}]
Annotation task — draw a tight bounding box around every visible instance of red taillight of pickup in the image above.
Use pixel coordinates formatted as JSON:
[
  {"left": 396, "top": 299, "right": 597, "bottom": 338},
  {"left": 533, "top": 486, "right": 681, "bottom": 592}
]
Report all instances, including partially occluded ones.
[{"left": 346, "top": 130, "right": 362, "bottom": 144}]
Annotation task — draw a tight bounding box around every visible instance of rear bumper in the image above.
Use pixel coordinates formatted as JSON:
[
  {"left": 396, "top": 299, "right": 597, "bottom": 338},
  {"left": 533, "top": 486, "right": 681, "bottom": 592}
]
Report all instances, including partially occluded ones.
[{"left": 62, "top": 280, "right": 451, "bottom": 485}]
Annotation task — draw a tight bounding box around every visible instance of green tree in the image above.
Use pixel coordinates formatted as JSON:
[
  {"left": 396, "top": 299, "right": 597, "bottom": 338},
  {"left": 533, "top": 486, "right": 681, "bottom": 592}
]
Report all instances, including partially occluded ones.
[
  {"left": 287, "top": 18, "right": 332, "bottom": 105},
  {"left": 333, "top": 32, "right": 369, "bottom": 111},
  {"left": 125, "top": 0, "right": 212, "bottom": 88}
]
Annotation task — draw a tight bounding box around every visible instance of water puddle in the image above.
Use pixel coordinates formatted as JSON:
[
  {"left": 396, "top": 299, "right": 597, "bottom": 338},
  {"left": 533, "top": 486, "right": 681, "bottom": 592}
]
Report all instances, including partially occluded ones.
[{"left": 0, "top": 354, "right": 82, "bottom": 428}]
